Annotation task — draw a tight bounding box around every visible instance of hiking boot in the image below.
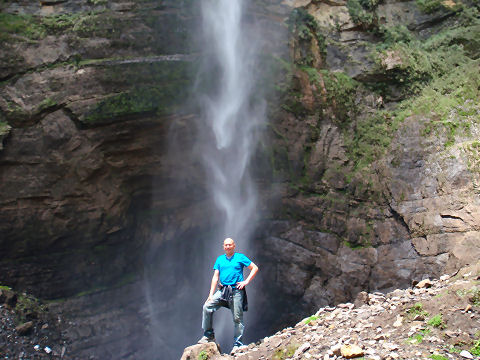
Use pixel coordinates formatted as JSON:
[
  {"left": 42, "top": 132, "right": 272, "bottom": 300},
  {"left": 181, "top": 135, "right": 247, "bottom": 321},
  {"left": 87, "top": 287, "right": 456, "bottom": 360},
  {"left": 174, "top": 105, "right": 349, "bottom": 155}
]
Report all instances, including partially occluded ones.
[{"left": 197, "top": 336, "right": 215, "bottom": 344}]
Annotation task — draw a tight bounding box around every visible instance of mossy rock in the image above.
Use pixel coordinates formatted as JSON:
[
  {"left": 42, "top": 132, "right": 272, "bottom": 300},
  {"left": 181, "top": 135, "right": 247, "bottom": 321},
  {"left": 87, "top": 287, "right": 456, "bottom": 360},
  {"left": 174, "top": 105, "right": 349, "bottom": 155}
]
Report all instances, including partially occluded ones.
[{"left": 82, "top": 61, "right": 195, "bottom": 124}]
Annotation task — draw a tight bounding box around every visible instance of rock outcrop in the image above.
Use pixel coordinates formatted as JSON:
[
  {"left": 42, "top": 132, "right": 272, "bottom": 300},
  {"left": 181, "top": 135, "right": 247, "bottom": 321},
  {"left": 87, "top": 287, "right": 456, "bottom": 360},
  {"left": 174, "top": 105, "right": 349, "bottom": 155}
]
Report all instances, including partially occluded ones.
[{"left": 190, "top": 262, "right": 480, "bottom": 359}]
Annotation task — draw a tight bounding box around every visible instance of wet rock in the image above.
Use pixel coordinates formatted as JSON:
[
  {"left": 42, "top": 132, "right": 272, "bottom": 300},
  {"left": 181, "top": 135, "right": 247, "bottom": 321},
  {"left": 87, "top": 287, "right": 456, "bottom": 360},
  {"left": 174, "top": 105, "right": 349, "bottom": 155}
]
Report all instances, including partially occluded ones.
[
  {"left": 15, "top": 321, "right": 34, "bottom": 336},
  {"left": 0, "top": 289, "right": 18, "bottom": 307}
]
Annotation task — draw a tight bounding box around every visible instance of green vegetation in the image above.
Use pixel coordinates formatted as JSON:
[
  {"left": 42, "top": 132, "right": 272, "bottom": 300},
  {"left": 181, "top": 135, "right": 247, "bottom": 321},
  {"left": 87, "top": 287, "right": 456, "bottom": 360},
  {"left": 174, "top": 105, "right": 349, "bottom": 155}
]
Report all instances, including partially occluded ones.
[
  {"left": 0, "top": 13, "right": 45, "bottom": 41},
  {"left": 448, "top": 346, "right": 462, "bottom": 353},
  {"left": 377, "top": 25, "right": 414, "bottom": 49},
  {"left": 198, "top": 350, "right": 209, "bottom": 360},
  {"left": 347, "top": 0, "right": 379, "bottom": 29},
  {"left": 287, "top": 7, "right": 326, "bottom": 66},
  {"left": 427, "top": 314, "right": 446, "bottom": 329},
  {"left": 470, "top": 287, "right": 480, "bottom": 306},
  {"left": 84, "top": 61, "right": 193, "bottom": 124},
  {"left": 0, "top": 10, "right": 111, "bottom": 43},
  {"left": 406, "top": 302, "right": 429, "bottom": 319},
  {"left": 407, "top": 333, "right": 425, "bottom": 344},
  {"left": 0, "top": 122, "right": 11, "bottom": 136},
  {"left": 38, "top": 98, "right": 57, "bottom": 111},
  {"left": 455, "top": 286, "right": 480, "bottom": 305},
  {"left": 346, "top": 111, "right": 399, "bottom": 170},
  {"left": 464, "top": 141, "right": 480, "bottom": 175},
  {"left": 273, "top": 343, "right": 299, "bottom": 360},
  {"left": 320, "top": 70, "right": 359, "bottom": 126},
  {"left": 407, "top": 328, "right": 431, "bottom": 345},
  {"left": 304, "top": 315, "right": 319, "bottom": 324},
  {"left": 470, "top": 339, "right": 480, "bottom": 356},
  {"left": 15, "top": 293, "right": 47, "bottom": 325},
  {"left": 429, "top": 354, "right": 449, "bottom": 360},
  {"left": 0, "top": 285, "right": 12, "bottom": 291},
  {"left": 416, "top": 0, "right": 449, "bottom": 14}
]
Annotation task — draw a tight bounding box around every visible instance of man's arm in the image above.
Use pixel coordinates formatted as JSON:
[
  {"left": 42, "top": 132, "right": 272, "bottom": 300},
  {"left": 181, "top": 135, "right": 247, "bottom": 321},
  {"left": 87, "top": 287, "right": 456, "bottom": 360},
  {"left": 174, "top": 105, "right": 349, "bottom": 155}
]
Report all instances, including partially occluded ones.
[
  {"left": 236, "top": 262, "right": 259, "bottom": 289},
  {"left": 206, "top": 269, "right": 220, "bottom": 303}
]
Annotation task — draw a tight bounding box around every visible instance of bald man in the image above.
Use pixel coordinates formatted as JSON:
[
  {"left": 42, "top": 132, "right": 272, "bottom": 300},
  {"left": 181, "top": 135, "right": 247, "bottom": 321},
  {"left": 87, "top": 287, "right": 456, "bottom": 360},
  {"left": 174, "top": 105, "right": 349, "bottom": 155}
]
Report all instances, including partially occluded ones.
[{"left": 198, "top": 238, "right": 259, "bottom": 351}]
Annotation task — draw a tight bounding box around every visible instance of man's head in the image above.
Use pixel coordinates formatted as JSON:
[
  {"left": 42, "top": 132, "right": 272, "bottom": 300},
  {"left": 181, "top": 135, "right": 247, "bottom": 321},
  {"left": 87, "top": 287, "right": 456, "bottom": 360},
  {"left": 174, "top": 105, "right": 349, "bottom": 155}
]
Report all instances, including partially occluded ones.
[{"left": 223, "top": 237, "right": 236, "bottom": 257}]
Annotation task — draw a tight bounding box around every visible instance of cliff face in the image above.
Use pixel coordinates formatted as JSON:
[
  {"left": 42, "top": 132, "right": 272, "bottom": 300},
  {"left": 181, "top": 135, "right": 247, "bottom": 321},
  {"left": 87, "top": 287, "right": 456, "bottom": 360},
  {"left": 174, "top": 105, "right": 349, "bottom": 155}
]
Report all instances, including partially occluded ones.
[
  {"left": 0, "top": 0, "right": 479, "bottom": 358},
  {"left": 0, "top": 0, "right": 199, "bottom": 298},
  {"left": 256, "top": 0, "right": 480, "bottom": 331}
]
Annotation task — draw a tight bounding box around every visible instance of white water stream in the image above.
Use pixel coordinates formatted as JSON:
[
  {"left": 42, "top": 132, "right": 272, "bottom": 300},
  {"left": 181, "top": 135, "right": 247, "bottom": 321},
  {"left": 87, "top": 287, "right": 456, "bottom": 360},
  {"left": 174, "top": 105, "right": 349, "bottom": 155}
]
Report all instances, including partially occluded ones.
[
  {"left": 197, "top": 0, "right": 265, "bottom": 349},
  {"left": 200, "top": 0, "right": 264, "bottom": 246},
  {"left": 145, "top": 1, "right": 265, "bottom": 357}
]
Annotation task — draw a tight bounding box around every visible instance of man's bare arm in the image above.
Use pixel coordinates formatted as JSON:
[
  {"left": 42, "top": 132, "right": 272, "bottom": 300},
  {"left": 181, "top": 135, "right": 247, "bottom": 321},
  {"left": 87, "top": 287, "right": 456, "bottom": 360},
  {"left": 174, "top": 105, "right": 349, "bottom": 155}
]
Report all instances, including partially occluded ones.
[
  {"left": 237, "top": 262, "right": 259, "bottom": 289},
  {"left": 206, "top": 269, "right": 220, "bottom": 303}
]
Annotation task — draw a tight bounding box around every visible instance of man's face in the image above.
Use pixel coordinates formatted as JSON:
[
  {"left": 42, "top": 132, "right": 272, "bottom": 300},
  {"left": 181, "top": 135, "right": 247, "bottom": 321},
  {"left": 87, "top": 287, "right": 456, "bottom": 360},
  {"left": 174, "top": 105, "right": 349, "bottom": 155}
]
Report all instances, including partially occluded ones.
[{"left": 223, "top": 238, "right": 236, "bottom": 256}]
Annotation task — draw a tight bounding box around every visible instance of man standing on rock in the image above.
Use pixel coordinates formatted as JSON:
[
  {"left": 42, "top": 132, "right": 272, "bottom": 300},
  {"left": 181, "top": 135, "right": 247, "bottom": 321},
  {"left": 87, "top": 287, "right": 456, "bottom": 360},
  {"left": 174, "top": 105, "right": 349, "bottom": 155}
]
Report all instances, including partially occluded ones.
[{"left": 198, "top": 237, "right": 259, "bottom": 352}]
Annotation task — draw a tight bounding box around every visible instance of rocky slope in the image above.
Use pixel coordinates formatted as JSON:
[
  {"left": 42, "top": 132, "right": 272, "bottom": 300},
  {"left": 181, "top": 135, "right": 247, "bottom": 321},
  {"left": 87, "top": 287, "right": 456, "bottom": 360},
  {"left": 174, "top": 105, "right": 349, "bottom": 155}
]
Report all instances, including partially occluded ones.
[{"left": 183, "top": 262, "right": 480, "bottom": 360}]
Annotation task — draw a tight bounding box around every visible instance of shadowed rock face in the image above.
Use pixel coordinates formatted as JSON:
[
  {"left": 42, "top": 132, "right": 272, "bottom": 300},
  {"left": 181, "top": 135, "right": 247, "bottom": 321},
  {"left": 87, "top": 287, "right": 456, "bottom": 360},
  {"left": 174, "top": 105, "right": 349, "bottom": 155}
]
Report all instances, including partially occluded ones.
[{"left": 0, "top": 0, "right": 479, "bottom": 358}]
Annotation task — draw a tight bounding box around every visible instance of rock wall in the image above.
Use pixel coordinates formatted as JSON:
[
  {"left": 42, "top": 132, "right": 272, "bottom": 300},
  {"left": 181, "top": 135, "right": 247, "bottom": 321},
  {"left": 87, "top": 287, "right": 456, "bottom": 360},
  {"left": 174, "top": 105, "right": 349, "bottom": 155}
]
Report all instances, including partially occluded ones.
[{"left": 254, "top": 0, "right": 480, "bottom": 332}]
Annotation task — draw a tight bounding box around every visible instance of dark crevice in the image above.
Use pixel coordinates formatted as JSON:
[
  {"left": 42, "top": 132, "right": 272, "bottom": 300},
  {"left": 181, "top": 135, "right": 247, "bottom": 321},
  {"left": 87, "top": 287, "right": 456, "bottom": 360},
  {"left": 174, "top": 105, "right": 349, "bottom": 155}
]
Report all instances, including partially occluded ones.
[
  {"left": 410, "top": 11, "right": 457, "bottom": 31},
  {"left": 62, "top": 107, "right": 85, "bottom": 130},
  {"left": 0, "top": 57, "right": 77, "bottom": 84},
  {"left": 440, "top": 214, "right": 464, "bottom": 221},
  {"left": 273, "top": 235, "right": 340, "bottom": 256},
  {"left": 389, "top": 203, "right": 411, "bottom": 236}
]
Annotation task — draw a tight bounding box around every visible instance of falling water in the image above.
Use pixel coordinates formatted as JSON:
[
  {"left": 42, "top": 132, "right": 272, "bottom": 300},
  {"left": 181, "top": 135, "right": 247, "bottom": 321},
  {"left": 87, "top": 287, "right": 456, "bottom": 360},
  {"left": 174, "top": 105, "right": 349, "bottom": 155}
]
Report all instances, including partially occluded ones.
[
  {"left": 194, "top": 0, "right": 266, "bottom": 350},
  {"left": 144, "top": 0, "right": 265, "bottom": 357},
  {"left": 199, "top": 0, "right": 264, "bottom": 246}
]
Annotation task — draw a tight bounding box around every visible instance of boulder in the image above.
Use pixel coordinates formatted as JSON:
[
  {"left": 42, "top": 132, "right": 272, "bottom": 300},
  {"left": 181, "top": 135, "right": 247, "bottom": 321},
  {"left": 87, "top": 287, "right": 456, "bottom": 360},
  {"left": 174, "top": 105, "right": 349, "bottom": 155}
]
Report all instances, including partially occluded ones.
[{"left": 181, "top": 342, "right": 221, "bottom": 360}]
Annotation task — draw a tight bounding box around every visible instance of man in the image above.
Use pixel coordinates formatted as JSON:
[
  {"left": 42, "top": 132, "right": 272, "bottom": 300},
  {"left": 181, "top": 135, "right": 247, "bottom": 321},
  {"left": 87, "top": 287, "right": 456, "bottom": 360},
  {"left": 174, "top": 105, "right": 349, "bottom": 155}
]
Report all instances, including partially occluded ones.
[{"left": 198, "top": 237, "right": 259, "bottom": 351}]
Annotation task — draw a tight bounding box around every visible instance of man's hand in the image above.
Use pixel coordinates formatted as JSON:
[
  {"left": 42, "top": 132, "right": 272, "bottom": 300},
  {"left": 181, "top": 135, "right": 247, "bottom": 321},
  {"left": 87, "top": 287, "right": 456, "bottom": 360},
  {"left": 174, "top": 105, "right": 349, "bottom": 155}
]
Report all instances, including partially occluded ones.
[
  {"left": 205, "top": 295, "right": 212, "bottom": 304},
  {"left": 236, "top": 262, "right": 259, "bottom": 290},
  {"left": 236, "top": 280, "right": 249, "bottom": 289}
]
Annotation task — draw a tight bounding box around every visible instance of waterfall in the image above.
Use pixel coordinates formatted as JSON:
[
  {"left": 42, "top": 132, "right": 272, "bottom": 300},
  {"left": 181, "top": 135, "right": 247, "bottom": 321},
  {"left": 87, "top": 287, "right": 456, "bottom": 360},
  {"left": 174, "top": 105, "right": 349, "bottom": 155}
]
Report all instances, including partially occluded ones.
[
  {"left": 199, "top": 0, "right": 263, "bottom": 247},
  {"left": 195, "top": 0, "right": 265, "bottom": 350},
  {"left": 144, "top": 0, "right": 265, "bottom": 357}
]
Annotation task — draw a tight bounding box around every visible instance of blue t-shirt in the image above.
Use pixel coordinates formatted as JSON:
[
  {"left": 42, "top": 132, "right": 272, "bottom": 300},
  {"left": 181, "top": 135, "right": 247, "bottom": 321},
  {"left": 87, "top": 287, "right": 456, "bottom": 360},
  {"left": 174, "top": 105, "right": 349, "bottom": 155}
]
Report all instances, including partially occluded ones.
[{"left": 213, "top": 253, "right": 252, "bottom": 286}]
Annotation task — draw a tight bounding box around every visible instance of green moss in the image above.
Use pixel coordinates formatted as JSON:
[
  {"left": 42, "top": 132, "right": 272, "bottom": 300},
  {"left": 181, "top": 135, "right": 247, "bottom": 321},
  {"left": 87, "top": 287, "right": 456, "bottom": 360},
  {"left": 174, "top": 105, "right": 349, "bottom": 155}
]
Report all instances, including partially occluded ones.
[
  {"left": 304, "top": 315, "right": 319, "bottom": 324},
  {"left": 416, "top": 0, "right": 446, "bottom": 14},
  {"left": 427, "top": 314, "right": 446, "bottom": 328},
  {"left": 198, "top": 351, "right": 209, "bottom": 360},
  {"left": 84, "top": 61, "right": 193, "bottom": 124},
  {"left": 273, "top": 343, "right": 300, "bottom": 360},
  {"left": 406, "top": 302, "right": 429, "bottom": 319},
  {"left": 15, "top": 293, "right": 48, "bottom": 325},
  {"left": 0, "top": 13, "right": 45, "bottom": 42},
  {"left": 429, "top": 354, "right": 449, "bottom": 360},
  {"left": 0, "top": 121, "right": 11, "bottom": 136},
  {"left": 38, "top": 98, "right": 57, "bottom": 111},
  {"left": 0, "top": 10, "right": 108, "bottom": 42}
]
